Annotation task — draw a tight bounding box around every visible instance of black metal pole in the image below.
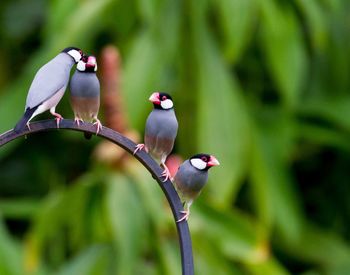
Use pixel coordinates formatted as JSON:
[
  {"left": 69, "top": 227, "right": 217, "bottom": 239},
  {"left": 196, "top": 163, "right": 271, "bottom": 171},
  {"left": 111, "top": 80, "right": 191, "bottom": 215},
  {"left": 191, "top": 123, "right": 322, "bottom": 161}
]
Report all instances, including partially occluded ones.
[{"left": 0, "top": 119, "right": 194, "bottom": 275}]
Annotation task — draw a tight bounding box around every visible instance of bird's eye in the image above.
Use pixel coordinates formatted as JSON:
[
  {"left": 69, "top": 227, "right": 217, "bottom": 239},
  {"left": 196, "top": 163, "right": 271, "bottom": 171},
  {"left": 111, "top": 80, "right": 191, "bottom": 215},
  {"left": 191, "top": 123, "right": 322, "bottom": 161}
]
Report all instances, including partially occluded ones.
[
  {"left": 162, "top": 96, "right": 167, "bottom": 101},
  {"left": 201, "top": 156, "right": 207, "bottom": 162}
]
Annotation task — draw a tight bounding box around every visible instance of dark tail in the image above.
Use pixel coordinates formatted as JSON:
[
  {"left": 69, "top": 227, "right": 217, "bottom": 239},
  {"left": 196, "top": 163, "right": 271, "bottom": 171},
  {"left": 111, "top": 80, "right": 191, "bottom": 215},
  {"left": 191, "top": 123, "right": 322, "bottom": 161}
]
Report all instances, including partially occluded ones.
[
  {"left": 14, "top": 107, "right": 37, "bottom": 133},
  {"left": 84, "top": 132, "right": 93, "bottom": 140}
]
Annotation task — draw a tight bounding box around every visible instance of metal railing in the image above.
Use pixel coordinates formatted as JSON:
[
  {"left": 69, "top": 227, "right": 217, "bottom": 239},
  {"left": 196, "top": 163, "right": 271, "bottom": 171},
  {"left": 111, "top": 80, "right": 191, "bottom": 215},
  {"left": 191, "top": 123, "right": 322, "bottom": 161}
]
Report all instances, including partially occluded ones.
[{"left": 0, "top": 119, "right": 194, "bottom": 275}]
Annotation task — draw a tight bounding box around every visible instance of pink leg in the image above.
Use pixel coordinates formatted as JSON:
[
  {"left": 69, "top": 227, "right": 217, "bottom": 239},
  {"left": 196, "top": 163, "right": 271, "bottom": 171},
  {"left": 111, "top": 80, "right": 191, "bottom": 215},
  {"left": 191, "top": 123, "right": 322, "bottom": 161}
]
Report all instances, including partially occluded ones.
[
  {"left": 93, "top": 117, "right": 102, "bottom": 135},
  {"left": 133, "top": 143, "right": 148, "bottom": 155},
  {"left": 177, "top": 209, "right": 190, "bottom": 223},
  {"left": 161, "top": 163, "right": 172, "bottom": 182},
  {"left": 50, "top": 109, "right": 63, "bottom": 128}
]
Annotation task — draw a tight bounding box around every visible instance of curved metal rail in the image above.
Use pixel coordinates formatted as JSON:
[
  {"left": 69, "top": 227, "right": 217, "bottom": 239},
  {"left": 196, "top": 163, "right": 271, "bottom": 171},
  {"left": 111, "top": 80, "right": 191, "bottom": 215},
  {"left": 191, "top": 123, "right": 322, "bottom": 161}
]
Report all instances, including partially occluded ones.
[{"left": 0, "top": 119, "right": 194, "bottom": 275}]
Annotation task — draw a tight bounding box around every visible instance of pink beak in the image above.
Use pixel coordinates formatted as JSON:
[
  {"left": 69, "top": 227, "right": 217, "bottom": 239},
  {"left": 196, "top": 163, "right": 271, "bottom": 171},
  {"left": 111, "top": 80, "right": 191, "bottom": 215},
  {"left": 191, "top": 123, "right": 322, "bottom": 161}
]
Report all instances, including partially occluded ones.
[
  {"left": 208, "top": 155, "right": 220, "bottom": 167},
  {"left": 86, "top": 56, "right": 97, "bottom": 67},
  {"left": 149, "top": 92, "right": 160, "bottom": 104}
]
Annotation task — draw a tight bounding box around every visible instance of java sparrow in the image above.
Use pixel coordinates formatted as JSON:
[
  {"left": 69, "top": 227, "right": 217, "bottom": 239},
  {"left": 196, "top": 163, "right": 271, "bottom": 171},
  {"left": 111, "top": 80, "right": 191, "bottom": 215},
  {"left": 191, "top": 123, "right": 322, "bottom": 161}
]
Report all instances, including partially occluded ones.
[
  {"left": 69, "top": 55, "right": 101, "bottom": 139},
  {"left": 134, "top": 92, "right": 178, "bottom": 181},
  {"left": 14, "top": 47, "right": 84, "bottom": 133},
  {"left": 174, "top": 154, "right": 220, "bottom": 222}
]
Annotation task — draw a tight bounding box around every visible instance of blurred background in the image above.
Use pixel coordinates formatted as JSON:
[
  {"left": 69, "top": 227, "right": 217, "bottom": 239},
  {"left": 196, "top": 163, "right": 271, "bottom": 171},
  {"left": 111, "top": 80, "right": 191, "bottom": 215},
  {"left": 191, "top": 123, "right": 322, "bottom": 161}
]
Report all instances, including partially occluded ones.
[{"left": 0, "top": 0, "right": 350, "bottom": 274}]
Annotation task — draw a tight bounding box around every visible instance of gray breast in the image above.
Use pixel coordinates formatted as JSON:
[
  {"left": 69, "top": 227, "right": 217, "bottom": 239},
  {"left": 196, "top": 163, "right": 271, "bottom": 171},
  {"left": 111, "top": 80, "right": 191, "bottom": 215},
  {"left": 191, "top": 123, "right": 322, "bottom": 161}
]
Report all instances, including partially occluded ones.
[
  {"left": 145, "top": 109, "right": 178, "bottom": 139},
  {"left": 174, "top": 160, "right": 208, "bottom": 200},
  {"left": 69, "top": 71, "right": 100, "bottom": 98}
]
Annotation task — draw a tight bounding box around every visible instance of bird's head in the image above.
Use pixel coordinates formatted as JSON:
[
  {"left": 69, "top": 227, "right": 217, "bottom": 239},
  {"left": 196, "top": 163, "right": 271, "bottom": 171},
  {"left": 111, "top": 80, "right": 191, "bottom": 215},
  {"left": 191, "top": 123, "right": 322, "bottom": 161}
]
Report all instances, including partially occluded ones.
[
  {"left": 62, "top": 47, "right": 84, "bottom": 63},
  {"left": 189, "top": 154, "right": 220, "bottom": 171},
  {"left": 77, "top": 55, "right": 97, "bottom": 72},
  {"left": 149, "top": 92, "right": 174, "bottom": 110}
]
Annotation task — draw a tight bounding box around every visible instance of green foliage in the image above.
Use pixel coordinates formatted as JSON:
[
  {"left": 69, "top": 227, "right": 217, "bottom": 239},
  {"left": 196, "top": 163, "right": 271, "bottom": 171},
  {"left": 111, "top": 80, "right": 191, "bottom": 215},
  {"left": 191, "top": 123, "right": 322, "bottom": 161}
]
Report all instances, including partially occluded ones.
[{"left": 0, "top": 0, "right": 350, "bottom": 274}]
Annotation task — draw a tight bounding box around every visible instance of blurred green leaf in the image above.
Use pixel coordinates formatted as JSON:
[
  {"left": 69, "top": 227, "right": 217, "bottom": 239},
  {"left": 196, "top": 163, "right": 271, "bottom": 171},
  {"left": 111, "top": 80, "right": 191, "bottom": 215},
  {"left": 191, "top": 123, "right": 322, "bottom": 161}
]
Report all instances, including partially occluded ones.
[
  {"left": 295, "top": 0, "right": 328, "bottom": 51},
  {"left": 158, "top": 239, "right": 182, "bottom": 275},
  {"left": 105, "top": 172, "right": 148, "bottom": 275},
  {"left": 54, "top": 244, "right": 108, "bottom": 275},
  {"left": 298, "top": 96, "right": 350, "bottom": 131},
  {"left": 191, "top": 1, "right": 250, "bottom": 206},
  {"left": 193, "top": 203, "right": 267, "bottom": 263},
  {"left": 0, "top": 199, "right": 40, "bottom": 219},
  {"left": 193, "top": 236, "right": 243, "bottom": 275},
  {"left": 281, "top": 223, "right": 350, "bottom": 266},
  {"left": 0, "top": 217, "right": 22, "bottom": 275},
  {"left": 246, "top": 257, "right": 289, "bottom": 275},
  {"left": 122, "top": 31, "right": 164, "bottom": 129},
  {"left": 214, "top": 0, "right": 257, "bottom": 63},
  {"left": 259, "top": 1, "right": 308, "bottom": 108},
  {"left": 250, "top": 112, "right": 303, "bottom": 241}
]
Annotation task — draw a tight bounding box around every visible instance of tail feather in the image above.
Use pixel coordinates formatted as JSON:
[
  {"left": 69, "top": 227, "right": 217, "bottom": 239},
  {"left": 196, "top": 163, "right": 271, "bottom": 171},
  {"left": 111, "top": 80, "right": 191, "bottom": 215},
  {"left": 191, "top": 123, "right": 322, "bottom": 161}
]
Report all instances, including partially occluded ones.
[{"left": 14, "top": 107, "right": 37, "bottom": 133}]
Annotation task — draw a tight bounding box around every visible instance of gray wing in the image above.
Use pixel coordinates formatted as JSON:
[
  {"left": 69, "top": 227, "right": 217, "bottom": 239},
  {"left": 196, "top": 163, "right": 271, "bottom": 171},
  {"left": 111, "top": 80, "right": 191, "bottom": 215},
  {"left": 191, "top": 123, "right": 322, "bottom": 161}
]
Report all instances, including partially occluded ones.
[{"left": 26, "top": 56, "right": 71, "bottom": 109}]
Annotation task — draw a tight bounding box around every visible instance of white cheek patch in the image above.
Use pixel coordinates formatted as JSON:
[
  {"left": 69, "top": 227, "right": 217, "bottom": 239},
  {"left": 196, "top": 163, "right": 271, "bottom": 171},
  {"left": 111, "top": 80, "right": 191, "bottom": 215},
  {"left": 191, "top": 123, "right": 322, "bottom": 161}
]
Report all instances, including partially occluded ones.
[
  {"left": 77, "top": 61, "right": 86, "bottom": 71},
  {"left": 161, "top": 99, "right": 173, "bottom": 109},
  {"left": 94, "top": 64, "right": 98, "bottom": 72},
  {"left": 68, "top": 50, "right": 82, "bottom": 63},
  {"left": 190, "top": 158, "right": 207, "bottom": 170}
]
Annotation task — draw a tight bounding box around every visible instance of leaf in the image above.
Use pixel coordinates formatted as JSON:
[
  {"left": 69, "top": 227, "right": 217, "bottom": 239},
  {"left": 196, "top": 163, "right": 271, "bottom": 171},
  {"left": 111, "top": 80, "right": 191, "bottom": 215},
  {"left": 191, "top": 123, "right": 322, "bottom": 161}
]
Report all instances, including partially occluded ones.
[
  {"left": 54, "top": 245, "right": 108, "bottom": 275},
  {"left": 191, "top": 5, "right": 251, "bottom": 206},
  {"left": 193, "top": 203, "right": 267, "bottom": 263},
  {"left": 246, "top": 257, "right": 289, "bottom": 275},
  {"left": 122, "top": 31, "right": 165, "bottom": 130},
  {"left": 280, "top": 223, "right": 350, "bottom": 268},
  {"left": 295, "top": 0, "right": 328, "bottom": 51},
  {"left": 105, "top": 172, "right": 148, "bottom": 275},
  {"left": 46, "top": 0, "right": 114, "bottom": 49},
  {"left": 136, "top": 0, "right": 162, "bottom": 25},
  {"left": 297, "top": 95, "right": 350, "bottom": 131},
  {"left": 250, "top": 112, "right": 303, "bottom": 241},
  {"left": 259, "top": 1, "right": 308, "bottom": 108},
  {"left": 296, "top": 123, "right": 350, "bottom": 152},
  {"left": 123, "top": 0, "right": 181, "bottom": 130},
  {"left": 158, "top": 240, "right": 182, "bottom": 275},
  {"left": 0, "top": 217, "right": 22, "bottom": 275},
  {"left": 214, "top": 0, "right": 258, "bottom": 63},
  {"left": 0, "top": 198, "right": 40, "bottom": 219},
  {"left": 193, "top": 236, "right": 243, "bottom": 275}
]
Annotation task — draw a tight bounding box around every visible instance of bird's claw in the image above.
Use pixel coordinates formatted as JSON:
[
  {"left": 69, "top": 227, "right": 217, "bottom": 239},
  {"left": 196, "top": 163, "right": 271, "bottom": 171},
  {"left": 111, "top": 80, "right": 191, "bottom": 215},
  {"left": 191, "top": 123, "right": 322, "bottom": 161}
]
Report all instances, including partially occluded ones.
[
  {"left": 54, "top": 115, "right": 63, "bottom": 128},
  {"left": 161, "top": 164, "right": 172, "bottom": 182},
  {"left": 26, "top": 122, "right": 31, "bottom": 131},
  {"left": 93, "top": 119, "right": 102, "bottom": 135},
  {"left": 177, "top": 210, "right": 190, "bottom": 223},
  {"left": 133, "top": 143, "right": 146, "bottom": 155},
  {"left": 161, "top": 168, "right": 172, "bottom": 182},
  {"left": 74, "top": 117, "right": 84, "bottom": 126}
]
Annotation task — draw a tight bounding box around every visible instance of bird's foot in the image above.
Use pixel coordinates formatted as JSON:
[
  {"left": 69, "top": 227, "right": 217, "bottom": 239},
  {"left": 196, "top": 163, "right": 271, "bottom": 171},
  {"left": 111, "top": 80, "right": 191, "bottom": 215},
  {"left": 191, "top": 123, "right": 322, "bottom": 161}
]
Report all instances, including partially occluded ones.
[
  {"left": 93, "top": 119, "right": 102, "bottom": 135},
  {"left": 133, "top": 143, "right": 147, "bottom": 155},
  {"left": 161, "top": 164, "right": 172, "bottom": 182},
  {"left": 52, "top": 113, "right": 63, "bottom": 128},
  {"left": 177, "top": 210, "right": 190, "bottom": 223},
  {"left": 74, "top": 117, "right": 84, "bottom": 126},
  {"left": 26, "top": 122, "right": 31, "bottom": 131}
]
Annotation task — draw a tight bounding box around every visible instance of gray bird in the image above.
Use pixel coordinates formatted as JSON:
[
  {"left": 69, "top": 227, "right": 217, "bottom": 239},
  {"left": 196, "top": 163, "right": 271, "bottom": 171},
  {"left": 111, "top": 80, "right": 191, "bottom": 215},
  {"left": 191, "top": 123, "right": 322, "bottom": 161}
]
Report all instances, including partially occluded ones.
[
  {"left": 174, "top": 154, "right": 220, "bottom": 222},
  {"left": 134, "top": 92, "right": 178, "bottom": 181},
  {"left": 69, "top": 55, "right": 101, "bottom": 139},
  {"left": 14, "top": 47, "right": 84, "bottom": 132}
]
